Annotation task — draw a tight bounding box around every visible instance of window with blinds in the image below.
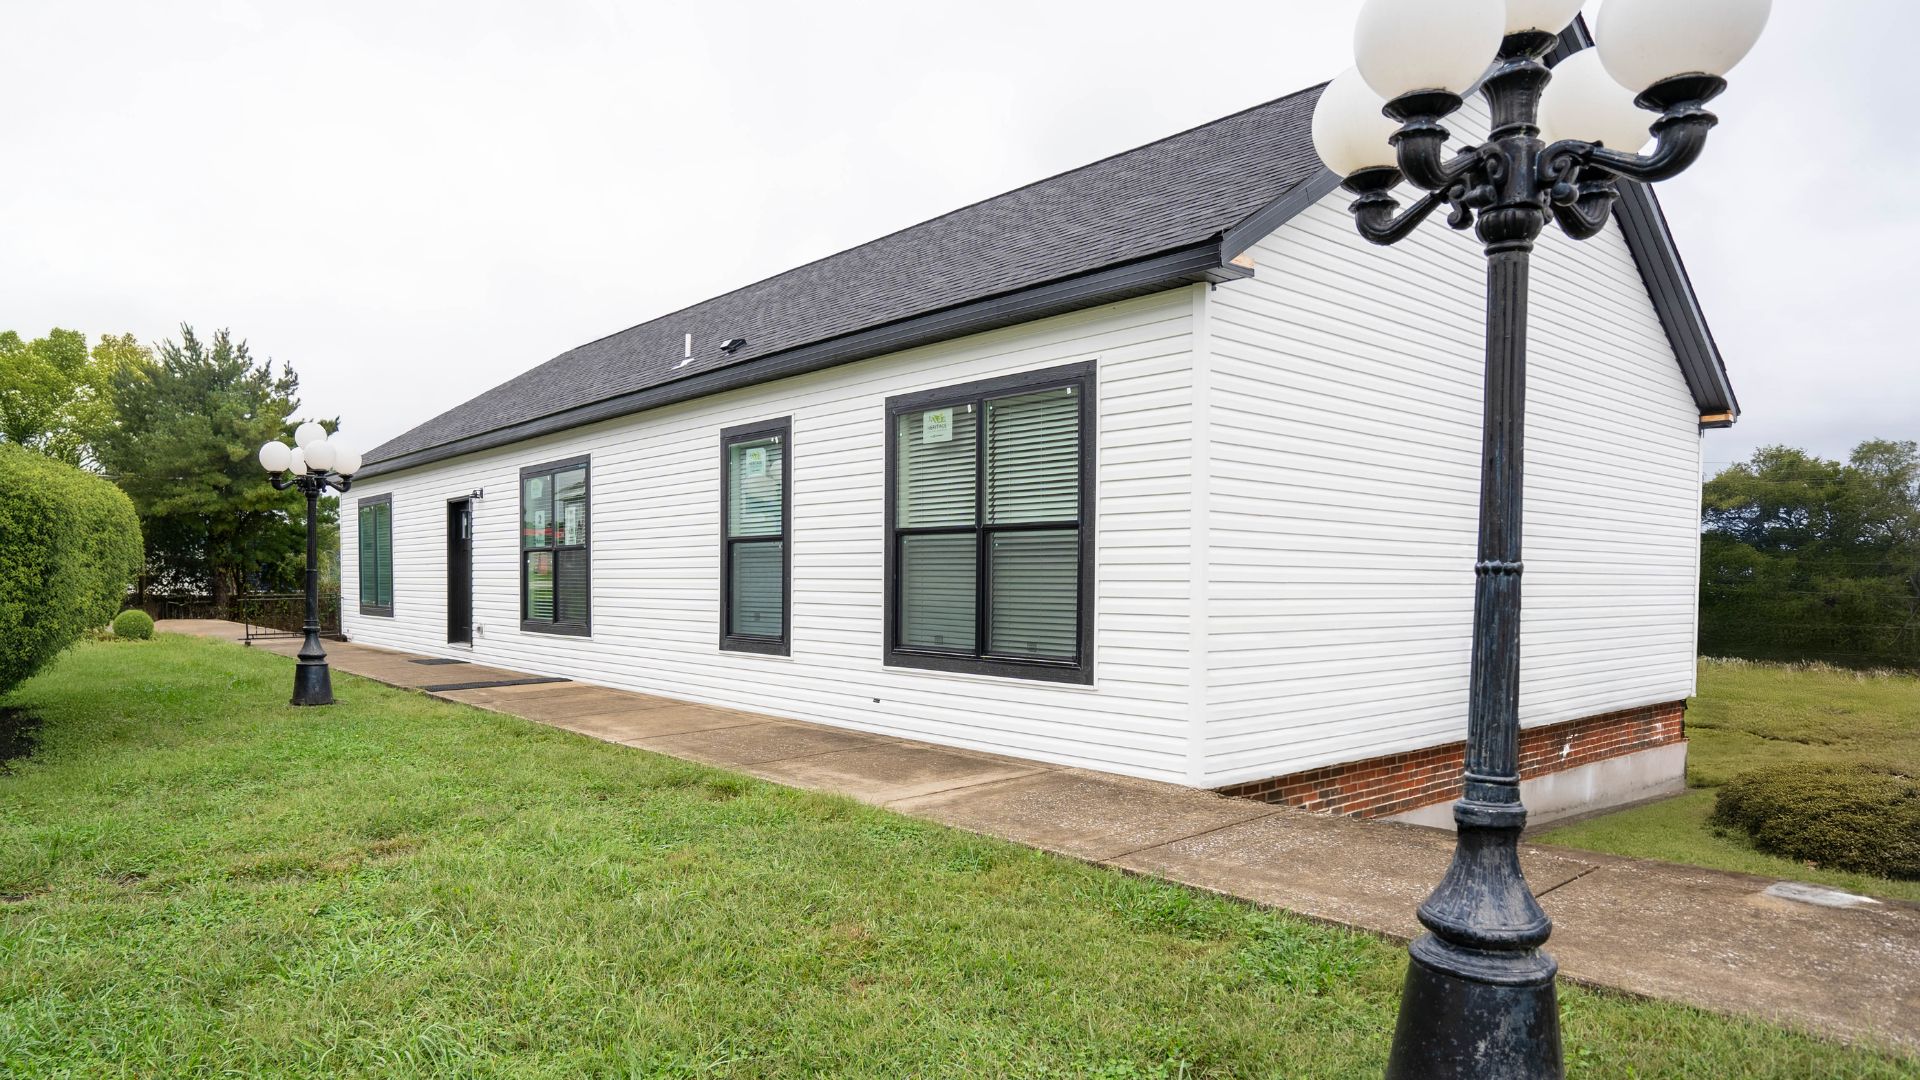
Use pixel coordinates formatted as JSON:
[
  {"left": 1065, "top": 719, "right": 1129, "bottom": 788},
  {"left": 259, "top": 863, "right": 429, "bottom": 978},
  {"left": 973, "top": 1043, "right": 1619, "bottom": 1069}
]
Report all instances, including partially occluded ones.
[
  {"left": 885, "top": 363, "right": 1092, "bottom": 683},
  {"left": 720, "top": 418, "right": 791, "bottom": 655},
  {"left": 357, "top": 495, "right": 393, "bottom": 616},
  {"left": 521, "top": 457, "right": 590, "bottom": 635}
]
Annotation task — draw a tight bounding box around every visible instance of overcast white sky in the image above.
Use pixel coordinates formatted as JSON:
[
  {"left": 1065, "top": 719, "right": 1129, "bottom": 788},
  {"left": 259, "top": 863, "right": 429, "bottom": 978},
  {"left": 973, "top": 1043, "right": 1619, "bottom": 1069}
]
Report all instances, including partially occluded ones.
[{"left": 3, "top": 1, "right": 1911, "bottom": 471}]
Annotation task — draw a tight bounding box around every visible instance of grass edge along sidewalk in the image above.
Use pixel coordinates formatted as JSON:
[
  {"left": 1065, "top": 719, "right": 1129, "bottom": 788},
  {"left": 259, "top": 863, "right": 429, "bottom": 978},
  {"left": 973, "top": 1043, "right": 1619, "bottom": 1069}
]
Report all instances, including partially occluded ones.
[
  {"left": 1542, "top": 658, "right": 1920, "bottom": 904},
  {"left": 0, "top": 635, "right": 1912, "bottom": 1077}
]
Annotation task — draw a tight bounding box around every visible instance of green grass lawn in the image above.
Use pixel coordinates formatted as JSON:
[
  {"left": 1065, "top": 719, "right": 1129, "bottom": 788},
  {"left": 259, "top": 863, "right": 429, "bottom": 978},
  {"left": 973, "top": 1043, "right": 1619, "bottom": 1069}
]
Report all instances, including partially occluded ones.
[
  {"left": 1, "top": 637, "right": 1912, "bottom": 1078},
  {"left": 1540, "top": 659, "right": 1920, "bottom": 903}
]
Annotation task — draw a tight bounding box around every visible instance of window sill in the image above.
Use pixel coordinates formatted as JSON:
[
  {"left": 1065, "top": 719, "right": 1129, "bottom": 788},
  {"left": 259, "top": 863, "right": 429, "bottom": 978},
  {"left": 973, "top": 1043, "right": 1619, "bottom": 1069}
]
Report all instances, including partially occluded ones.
[
  {"left": 521, "top": 621, "right": 590, "bottom": 638},
  {"left": 721, "top": 635, "right": 791, "bottom": 657},
  {"left": 359, "top": 605, "right": 394, "bottom": 618},
  {"left": 884, "top": 649, "right": 1091, "bottom": 686}
]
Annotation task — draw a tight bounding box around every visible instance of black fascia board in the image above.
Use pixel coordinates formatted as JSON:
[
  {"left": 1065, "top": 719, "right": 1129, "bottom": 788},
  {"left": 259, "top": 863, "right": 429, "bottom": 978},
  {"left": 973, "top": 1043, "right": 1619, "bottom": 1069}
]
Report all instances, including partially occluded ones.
[
  {"left": 1220, "top": 166, "right": 1345, "bottom": 261},
  {"left": 358, "top": 240, "right": 1248, "bottom": 479},
  {"left": 1217, "top": 33, "right": 1739, "bottom": 428},
  {"left": 1550, "top": 18, "right": 1738, "bottom": 425}
]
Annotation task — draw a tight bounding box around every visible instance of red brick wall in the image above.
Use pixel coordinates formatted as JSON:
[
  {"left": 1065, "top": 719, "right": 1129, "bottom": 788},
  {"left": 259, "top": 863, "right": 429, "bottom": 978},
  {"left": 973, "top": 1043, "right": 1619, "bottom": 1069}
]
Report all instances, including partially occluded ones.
[{"left": 1215, "top": 701, "right": 1686, "bottom": 818}]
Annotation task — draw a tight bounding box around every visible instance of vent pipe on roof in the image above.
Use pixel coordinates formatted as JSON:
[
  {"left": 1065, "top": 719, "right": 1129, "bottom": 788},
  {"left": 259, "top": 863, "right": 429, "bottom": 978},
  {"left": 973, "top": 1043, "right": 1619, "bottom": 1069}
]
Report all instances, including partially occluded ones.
[{"left": 678, "top": 333, "right": 693, "bottom": 368}]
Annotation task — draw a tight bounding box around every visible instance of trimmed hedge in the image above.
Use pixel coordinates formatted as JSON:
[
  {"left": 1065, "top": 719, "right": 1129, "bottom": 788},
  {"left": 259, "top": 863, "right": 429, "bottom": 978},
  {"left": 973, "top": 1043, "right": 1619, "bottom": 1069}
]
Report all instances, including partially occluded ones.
[
  {"left": 0, "top": 444, "right": 143, "bottom": 696},
  {"left": 1711, "top": 762, "right": 1920, "bottom": 881},
  {"left": 111, "top": 609, "right": 155, "bottom": 640}
]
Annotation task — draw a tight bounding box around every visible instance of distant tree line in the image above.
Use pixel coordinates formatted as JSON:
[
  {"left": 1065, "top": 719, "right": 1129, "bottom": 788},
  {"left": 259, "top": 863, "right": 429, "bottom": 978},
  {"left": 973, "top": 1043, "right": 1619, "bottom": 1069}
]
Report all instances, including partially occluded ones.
[
  {"left": 1, "top": 325, "right": 335, "bottom": 608},
  {"left": 1701, "top": 441, "right": 1920, "bottom": 669}
]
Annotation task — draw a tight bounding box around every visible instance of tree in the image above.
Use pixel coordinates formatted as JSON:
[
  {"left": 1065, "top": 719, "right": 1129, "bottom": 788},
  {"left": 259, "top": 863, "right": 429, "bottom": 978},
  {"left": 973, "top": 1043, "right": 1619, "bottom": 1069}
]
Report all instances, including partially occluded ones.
[
  {"left": 0, "top": 328, "right": 147, "bottom": 467},
  {"left": 1701, "top": 441, "right": 1920, "bottom": 668},
  {"left": 94, "top": 325, "right": 323, "bottom": 607}
]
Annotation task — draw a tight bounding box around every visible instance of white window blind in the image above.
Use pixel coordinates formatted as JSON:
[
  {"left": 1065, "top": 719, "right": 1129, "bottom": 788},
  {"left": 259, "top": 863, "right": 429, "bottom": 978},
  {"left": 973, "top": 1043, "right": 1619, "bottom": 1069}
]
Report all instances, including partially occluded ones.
[
  {"left": 896, "top": 405, "right": 977, "bottom": 528},
  {"left": 986, "top": 387, "right": 1078, "bottom": 525},
  {"left": 901, "top": 533, "right": 976, "bottom": 650},
  {"left": 729, "top": 540, "right": 784, "bottom": 637},
  {"left": 989, "top": 530, "right": 1078, "bottom": 659},
  {"left": 725, "top": 433, "right": 786, "bottom": 642},
  {"left": 728, "top": 438, "right": 784, "bottom": 538},
  {"left": 891, "top": 374, "right": 1085, "bottom": 668}
]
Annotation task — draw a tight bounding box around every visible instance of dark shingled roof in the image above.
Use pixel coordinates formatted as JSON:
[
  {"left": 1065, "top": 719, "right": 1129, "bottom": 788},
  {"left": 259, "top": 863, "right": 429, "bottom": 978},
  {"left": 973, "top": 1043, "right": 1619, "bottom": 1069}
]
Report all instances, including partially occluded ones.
[
  {"left": 365, "top": 85, "right": 1329, "bottom": 469},
  {"left": 363, "top": 45, "right": 1734, "bottom": 476}
]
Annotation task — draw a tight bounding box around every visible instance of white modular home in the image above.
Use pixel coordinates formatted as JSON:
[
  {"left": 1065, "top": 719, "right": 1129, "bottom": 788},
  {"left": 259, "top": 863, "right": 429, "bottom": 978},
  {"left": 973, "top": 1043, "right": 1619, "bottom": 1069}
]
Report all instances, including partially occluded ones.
[{"left": 347, "top": 44, "right": 1731, "bottom": 827}]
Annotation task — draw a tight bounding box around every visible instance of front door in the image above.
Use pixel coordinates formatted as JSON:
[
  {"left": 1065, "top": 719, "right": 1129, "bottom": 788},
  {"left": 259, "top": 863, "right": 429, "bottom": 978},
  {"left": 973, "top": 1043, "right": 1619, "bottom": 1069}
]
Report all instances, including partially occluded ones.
[{"left": 447, "top": 499, "right": 473, "bottom": 644}]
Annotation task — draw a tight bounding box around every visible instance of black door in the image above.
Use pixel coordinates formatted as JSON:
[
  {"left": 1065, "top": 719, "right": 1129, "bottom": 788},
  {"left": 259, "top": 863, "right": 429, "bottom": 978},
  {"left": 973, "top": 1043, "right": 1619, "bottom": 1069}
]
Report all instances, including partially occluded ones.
[{"left": 447, "top": 499, "right": 473, "bottom": 644}]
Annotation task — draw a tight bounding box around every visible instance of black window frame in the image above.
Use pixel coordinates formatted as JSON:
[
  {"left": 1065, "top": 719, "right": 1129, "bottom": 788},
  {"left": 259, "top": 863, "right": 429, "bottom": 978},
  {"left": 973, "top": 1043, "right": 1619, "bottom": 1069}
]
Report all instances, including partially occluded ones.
[
  {"left": 718, "top": 416, "right": 793, "bottom": 656},
  {"left": 883, "top": 361, "right": 1095, "bottom": 684},
  {"left": 519, "top": 454, "right": 591, "bottom": 637},
  {"left": 356, "top": 493, "right": 394, "bottom": 617}
]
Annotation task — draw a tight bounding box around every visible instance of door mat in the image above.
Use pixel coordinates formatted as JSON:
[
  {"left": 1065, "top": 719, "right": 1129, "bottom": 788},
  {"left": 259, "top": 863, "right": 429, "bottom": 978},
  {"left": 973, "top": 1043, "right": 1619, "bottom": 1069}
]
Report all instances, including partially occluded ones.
[
  {"left": 409, "top": 658, "right": 471, "bottom": 666},
  {"left": 422, "top": 676, "right": 571, "bottom": 693}
]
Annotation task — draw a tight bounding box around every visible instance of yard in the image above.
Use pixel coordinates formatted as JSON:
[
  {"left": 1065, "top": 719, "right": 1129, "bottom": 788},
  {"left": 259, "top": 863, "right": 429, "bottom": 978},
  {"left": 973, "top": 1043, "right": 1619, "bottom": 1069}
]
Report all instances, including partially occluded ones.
[
  {"left": 0, "top": 637, "right": 1912, "bottom": 1077},
  {"left": 1540, "top": 659, "right": 1920, "bottom": 903}
]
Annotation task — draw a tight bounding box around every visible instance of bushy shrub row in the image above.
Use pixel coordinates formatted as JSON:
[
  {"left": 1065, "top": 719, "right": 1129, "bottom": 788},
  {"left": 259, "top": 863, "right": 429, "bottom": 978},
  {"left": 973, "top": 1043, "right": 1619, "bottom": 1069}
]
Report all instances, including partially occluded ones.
[
  {"left": 1711, "top": 762, "right": 1920, "bottom": 881},
  {"left": 0, "top": 444, "right": 143, "bottom": 696}
]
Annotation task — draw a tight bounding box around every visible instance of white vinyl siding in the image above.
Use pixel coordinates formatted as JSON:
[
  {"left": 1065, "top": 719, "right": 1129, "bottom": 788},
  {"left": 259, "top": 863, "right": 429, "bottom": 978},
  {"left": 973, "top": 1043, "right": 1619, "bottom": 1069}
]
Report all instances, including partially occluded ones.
[
  {"left": 1196, "top": 97, "right": 1704, "bottom": 789},
  {"left": 341, "top": 130, "right": 1708, "bottom": 794},
  {"left": 343, "top": 290, "right": 1197, "bottom": 783}
]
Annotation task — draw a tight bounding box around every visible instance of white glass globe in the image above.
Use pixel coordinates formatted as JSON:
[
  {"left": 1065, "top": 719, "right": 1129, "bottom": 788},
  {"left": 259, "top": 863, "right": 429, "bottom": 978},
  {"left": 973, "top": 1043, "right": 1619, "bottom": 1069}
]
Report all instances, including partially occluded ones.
[
  {"left": 1596, "top": 0, "right": 1772, "bottom": 92},
  {"left": 288, "top": 446, "right": 308, "bottom": 475},
  {"left": 1505, "top": 0, "right": 1586, "bottom": 35},
  {"left": 294, "top": 421, "right": 328, "bottom": 448},
  {"left": 334, "top": 449, "right": 363, "bottom": 477},
  {"left": 304, "top": 440, "right": 338, "bottom": 473},
  {"left": 258, "top": 440, "right": 292, "bottom": 473},
  {"left": 1540, "top": 50, "right": 1654, "bottom": 152},
  {"left": 1312, "top": 69, "right": 1403, "bottom": 177},
  {"left": 1356, "top": 0, "right": 1505, "bottom": 100}
]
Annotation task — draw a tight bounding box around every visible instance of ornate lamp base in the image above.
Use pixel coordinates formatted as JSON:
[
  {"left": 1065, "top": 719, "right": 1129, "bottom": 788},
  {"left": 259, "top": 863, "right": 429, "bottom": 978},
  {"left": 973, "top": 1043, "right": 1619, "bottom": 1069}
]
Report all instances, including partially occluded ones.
[
  {"left": 291, "top": 632, "right": 334, "bottom": 707},
  {"left": 1386, "top": 938, "right": 1562, "bottom": 1079}
]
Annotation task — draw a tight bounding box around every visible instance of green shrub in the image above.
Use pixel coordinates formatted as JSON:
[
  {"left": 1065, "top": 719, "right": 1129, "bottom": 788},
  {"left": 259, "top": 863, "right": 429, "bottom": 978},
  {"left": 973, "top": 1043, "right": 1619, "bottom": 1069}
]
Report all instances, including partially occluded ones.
[
  {"left": 111, "top": 609, "right": 155, "bottom": 641},
  {"left": 1710, "top": 763, "right": 1920, "bottom": 880},
  {"left": 0, "top": 444, "right": 143, "bottom": 696}
]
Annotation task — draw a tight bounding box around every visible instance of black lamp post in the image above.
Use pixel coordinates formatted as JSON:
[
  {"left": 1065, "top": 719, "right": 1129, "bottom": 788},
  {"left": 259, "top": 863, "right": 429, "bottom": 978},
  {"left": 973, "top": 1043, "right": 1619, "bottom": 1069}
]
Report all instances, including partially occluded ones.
[
  {"left": 1309, "top": 0, "right": 1770, "bottom": 1076},
  {"left": 259, "top": 423, "right": 362, "bottom": 707}
]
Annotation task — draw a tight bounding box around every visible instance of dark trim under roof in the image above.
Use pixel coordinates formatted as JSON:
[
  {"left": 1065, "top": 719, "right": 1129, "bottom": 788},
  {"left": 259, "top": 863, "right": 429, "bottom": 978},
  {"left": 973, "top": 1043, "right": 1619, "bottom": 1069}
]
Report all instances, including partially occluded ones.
[
  {"left": 1550, "top": 19, "right": 1737, "bottom": 428},
  {"left": 361, "top": 40, "right": 1732, "bottom": 479}
]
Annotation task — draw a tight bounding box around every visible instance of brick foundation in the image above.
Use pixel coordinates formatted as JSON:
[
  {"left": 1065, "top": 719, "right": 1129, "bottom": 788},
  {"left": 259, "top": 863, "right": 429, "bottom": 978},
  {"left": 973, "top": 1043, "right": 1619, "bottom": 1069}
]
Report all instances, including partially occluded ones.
[{"left": 1215, "top": 701, "right": 1687, "bottom": 819}]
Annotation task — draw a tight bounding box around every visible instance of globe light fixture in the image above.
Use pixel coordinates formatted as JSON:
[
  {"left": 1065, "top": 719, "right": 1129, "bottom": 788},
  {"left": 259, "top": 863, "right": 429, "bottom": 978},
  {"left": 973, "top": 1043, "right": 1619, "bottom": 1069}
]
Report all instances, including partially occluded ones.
[
  {"left": 258, "top": 439, "right": 292, "bottom": 474},
  {"left": 256, "top": 421, "right": 360, "bottom": 706},
  {"left": 294, "top": 420, "right": 327, "bottom": 448},
  {"left": 1596, "top": 0, "right": 1773, "bottom": 96},
  {"left": 1539, "top": 50, "right": 1654, "bottom": 153},
  {"left": 303, "top": 439, "right": 338, "bottom": 473},
  {"left": 1354, "top": 0, "right": 1505, "bottom": 101},
  {"left": 1503, "top": 0, "right": 1585, "bottom": 35},
  {"left": 1311, "top": 69, "right": 1402, "bottom": 179},
  {"left": 1311, "top": 4, "right": 1768, "bottom": 1077}
]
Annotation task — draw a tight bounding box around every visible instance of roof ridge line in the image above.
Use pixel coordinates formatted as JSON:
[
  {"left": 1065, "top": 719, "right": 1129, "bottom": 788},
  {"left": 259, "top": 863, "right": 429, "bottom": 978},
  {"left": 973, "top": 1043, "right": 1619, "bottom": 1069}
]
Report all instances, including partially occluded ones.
[{"left": 551, "top": 83, "right": 1329, "bottom": 359}]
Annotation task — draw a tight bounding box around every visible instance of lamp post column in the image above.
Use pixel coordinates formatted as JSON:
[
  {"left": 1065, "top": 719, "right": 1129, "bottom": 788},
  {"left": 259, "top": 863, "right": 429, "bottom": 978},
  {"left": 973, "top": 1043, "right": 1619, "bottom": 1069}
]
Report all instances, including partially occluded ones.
[
  {"left": 1382, "top": 47, "right": 1561, "bottom": 1075},
  {"left": 291, "top": 478, "right": 333, "bottom": 707}
]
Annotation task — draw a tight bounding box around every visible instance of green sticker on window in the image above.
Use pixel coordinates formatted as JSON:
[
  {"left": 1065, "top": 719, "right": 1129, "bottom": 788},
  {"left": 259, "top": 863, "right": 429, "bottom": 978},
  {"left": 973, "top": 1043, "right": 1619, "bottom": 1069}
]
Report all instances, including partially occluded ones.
[{"left": 923, "top": 408, "right": 953, "bottom": 444}]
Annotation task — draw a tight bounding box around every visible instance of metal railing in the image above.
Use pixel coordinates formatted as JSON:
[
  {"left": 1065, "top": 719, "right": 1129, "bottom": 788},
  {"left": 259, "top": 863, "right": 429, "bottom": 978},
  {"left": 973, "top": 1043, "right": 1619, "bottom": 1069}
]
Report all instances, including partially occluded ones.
[{"left": 231, "top": 593, "right": 342, "bottom": 643}]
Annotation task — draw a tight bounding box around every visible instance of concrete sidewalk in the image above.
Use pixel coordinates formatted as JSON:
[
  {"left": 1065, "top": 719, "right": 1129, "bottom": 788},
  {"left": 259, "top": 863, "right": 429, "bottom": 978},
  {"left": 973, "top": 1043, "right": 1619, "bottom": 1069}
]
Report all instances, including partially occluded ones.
[{"left": 165, "top": 620, "right": 1920, "bottom": 1053}]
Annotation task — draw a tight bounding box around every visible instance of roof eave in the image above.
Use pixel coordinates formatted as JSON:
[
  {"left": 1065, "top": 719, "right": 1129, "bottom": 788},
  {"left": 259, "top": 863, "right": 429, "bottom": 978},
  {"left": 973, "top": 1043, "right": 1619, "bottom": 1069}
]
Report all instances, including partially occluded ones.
[{"left": 358, "top": 239, "right": 1249, "bottom": 480}]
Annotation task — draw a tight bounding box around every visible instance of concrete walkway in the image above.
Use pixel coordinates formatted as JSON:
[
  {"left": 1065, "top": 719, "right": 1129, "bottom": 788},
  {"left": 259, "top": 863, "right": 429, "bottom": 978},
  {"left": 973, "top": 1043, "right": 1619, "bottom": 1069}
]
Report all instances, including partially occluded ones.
[{"left": 164, "top": 620, "right": 1920, "bottom": 1053}]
